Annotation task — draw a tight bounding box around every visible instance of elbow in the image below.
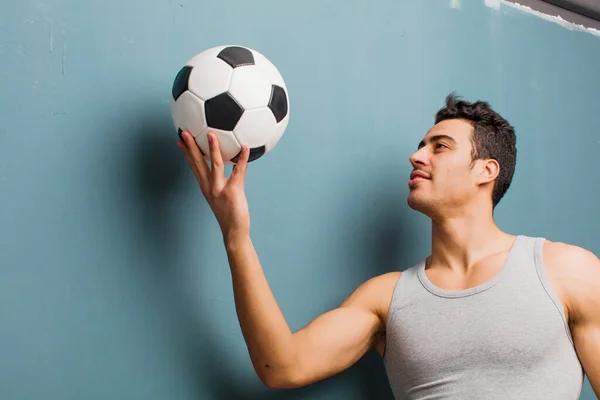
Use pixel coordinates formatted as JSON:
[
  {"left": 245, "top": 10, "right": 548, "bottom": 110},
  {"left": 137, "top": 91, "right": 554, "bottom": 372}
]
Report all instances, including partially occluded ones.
[
  {"left": 261, "top": 375, "right": 286, "bottom": 390},
  {"left": 254, "top": 346, "right": 307, "bottom": 389}
]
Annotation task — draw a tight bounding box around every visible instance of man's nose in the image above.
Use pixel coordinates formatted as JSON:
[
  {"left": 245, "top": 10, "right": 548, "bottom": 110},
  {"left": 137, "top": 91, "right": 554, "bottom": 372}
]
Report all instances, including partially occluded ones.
[{"left": 409, "top": 148, "right": 427, "bottom": 168}]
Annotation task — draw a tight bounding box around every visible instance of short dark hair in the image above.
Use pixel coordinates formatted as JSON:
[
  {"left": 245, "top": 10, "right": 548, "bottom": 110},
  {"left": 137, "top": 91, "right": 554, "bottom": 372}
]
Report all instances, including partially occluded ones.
[{"left": 435, "top": 92, "right": 517, "bottom": 208}]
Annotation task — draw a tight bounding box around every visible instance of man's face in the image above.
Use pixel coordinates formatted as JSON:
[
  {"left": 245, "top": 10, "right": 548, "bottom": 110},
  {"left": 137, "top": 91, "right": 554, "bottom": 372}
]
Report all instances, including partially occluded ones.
[{"left": 407, "top": 119, "right": 484, "bottom": 217}]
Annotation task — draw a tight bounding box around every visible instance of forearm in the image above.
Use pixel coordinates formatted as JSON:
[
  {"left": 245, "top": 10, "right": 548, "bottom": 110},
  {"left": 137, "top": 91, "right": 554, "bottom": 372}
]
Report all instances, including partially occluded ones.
[{"left": 225, "top": 234, "right": 297, "bottom": 384}]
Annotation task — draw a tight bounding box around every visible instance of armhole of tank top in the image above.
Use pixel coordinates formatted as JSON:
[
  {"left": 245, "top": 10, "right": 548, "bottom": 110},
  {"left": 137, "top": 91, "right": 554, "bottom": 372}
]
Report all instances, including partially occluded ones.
[
  {"left": 533, "top": 237, "right": 575, "bottom": 346},
  {"left": 383, "top": 269, "right": 410, "bottom": 361},
  {"left": 385, "top": 271, "right": 405, "bottom": 328}
]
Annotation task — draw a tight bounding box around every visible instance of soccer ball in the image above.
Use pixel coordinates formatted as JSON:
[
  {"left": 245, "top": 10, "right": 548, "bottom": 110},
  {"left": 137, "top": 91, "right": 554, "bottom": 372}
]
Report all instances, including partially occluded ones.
[{"left": 170, "top": 45, "right": 290, "bottom": 164}]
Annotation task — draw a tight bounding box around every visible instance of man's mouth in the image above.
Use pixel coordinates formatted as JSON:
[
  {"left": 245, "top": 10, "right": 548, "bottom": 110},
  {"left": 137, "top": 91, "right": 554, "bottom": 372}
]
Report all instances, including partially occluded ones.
[{"left": 409, "top": 170, "right": 431, "bottom": 186}]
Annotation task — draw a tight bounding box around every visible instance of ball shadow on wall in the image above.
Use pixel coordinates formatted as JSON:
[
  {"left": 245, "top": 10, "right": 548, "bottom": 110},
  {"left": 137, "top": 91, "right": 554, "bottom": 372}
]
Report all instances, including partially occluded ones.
[{"left": 126, "top": 106, "right": 342, "bottom": 399}]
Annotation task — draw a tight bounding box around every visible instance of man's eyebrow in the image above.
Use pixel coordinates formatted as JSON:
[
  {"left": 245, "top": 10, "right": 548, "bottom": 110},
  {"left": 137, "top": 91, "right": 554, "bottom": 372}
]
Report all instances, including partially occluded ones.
[{"left": 418, "top": 134, "right": 456, "bottom": 149}]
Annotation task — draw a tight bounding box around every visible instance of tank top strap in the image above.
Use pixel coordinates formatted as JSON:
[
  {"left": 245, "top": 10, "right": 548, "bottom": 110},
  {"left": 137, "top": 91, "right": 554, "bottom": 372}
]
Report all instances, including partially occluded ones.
[
  {"left": 530, "top": 236, "right": 574, "bottom": 345},
  {"left": 501, "top": 235, "right": 552, "bottom": 288}
]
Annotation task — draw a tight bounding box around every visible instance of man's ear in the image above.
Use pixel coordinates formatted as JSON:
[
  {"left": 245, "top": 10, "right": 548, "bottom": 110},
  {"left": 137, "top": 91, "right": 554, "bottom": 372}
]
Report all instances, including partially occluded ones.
[{"left": 477, "top": 158, "right": 500, "bottom": 185}]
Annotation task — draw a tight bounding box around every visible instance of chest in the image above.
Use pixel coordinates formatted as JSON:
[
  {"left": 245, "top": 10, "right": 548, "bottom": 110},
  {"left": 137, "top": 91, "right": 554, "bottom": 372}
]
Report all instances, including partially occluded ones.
[{"left": 385, "top": 289, "right": 571, "bottom": 371}]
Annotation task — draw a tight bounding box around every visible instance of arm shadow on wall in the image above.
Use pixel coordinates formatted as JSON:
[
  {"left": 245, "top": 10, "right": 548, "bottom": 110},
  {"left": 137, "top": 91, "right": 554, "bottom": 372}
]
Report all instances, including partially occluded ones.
[
  {"left": 125, "top": 106, "right": 419, "bottom": 399},
  {"left": 122, "top": 108, "right": 361, "bottom": 399}
]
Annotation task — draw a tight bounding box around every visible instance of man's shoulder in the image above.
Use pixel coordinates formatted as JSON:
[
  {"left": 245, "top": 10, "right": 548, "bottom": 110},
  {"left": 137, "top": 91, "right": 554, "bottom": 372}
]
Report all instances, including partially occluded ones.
[
  {"left": 542, "top": 239, "right": 599, "bottom": 284},
  {"left": 355, "top": 262, "right": 427, "bottom": 307},
  {"left": 355, "top": 271, "right": 403, "bottom": 300},
  {"left": 367, "top": 271, "right": 403, "bottom": 285},
  {"left": 542, "top": 239, "right": 598, "bottom": 269},
  {"left": 542, "top": 239, "right": 600, "bottom": 319},
  {"left": 342, "top": 272, "right": 402, "bottom": 321}
]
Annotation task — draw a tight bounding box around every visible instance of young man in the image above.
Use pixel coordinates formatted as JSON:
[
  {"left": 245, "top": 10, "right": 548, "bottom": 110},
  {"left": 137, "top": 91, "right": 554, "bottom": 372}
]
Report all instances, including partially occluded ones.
[{"left": 177, "top": 94, "right": 600, "bottom": 399}]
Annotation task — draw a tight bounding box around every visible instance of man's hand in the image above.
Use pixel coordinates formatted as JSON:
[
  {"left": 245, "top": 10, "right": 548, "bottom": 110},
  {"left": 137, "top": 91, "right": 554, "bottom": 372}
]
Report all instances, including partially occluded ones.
[{"left": 177, "top": 130, "right": 251, "bottom": 242}]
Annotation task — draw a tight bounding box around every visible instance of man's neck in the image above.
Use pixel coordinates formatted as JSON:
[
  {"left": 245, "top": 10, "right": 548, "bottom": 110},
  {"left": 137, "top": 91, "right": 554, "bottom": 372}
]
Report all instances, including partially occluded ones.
[{"left": 428, "top": 210, "right": 515, "bottom": 274}]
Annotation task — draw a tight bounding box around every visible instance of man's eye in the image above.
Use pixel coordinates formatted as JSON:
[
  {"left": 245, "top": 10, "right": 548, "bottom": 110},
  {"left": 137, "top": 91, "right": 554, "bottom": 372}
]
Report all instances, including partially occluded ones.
[{"left": 435, "top": 143, "right": 447, "bottom": 149}]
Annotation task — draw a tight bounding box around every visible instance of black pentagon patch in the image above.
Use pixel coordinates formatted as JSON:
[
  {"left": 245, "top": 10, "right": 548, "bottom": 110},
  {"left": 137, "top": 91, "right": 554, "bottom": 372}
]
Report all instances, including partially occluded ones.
[
  {"left": 178, "top": 128, "right": 204, "bottom": 155},
  {"left": 217, "top": 46, "right": 255, "bottom": 68},
  {"left": 268, "top": 85, "right": 288, "bottom": 123},
  {"left": 205, "top": 92, "right": 244, "bottom": 131},
  {"left": 172, "top": 66, "right": 193, "bottom": 101},
  {"left": 231, "top": 145, "right": 266, "bottom": 163}
]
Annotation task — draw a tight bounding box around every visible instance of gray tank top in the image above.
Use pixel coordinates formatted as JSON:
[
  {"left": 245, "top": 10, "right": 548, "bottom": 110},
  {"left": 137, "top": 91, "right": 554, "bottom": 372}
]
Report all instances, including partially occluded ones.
[{"left": 383, "top": 235, "right": 584, "bottom": 399}]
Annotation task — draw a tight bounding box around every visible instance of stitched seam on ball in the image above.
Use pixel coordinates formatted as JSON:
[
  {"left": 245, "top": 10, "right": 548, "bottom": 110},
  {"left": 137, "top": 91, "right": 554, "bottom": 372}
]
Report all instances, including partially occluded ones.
[{"left": 230, "top": 93, "right": 244, "bottom": 114}]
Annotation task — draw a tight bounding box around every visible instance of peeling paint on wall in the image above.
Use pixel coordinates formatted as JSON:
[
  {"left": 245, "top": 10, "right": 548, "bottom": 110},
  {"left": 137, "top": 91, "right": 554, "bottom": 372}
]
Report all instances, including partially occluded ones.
[{"left": 485, "top": 0, "right": 501, "bottom": 10}]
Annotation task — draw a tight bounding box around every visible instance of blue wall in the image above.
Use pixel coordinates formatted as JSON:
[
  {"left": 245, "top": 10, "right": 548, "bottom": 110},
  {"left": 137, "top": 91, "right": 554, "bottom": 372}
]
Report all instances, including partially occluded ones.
[{"left": 1, "top": 1, "right": 599, "bottom": 398}]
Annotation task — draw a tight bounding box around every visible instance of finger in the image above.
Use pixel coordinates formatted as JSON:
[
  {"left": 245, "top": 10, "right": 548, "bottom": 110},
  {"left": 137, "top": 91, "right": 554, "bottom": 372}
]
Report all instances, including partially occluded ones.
[
  {"left": 230, "top": 145, "right": 250, "bottom": 185},
  {"left": 178, "top": 141, "right": 200, "bottom": 181},
  {"left": 179, "top": 139, "right": 207, "bottom": 191},
  {"left": 180, "top": 131, "right": 210, "bottom": 190},
  {"left": 207, "top": 132, "right": 225, "bottom": 185},
  {"left": 182, "top": 131, "right": 210, "bottom": 178}
]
